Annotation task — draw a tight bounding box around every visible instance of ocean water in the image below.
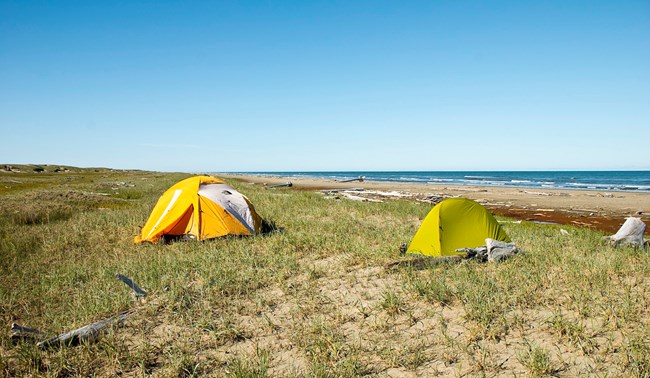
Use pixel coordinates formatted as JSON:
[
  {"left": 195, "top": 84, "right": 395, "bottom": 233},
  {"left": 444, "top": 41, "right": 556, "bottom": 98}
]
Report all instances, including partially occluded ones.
[{"left": 236, "top": 171, "right": 650, "bottom": 193}]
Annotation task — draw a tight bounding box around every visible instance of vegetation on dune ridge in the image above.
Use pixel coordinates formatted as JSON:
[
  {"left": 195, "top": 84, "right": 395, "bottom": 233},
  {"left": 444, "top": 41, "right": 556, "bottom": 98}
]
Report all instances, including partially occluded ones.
[{"left": 1, "top": 169, "right": 649, "bottom": 377}]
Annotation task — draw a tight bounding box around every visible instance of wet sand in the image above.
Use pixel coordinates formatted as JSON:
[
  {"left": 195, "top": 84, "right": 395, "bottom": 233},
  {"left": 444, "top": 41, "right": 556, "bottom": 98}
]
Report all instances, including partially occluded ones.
[{"left": 223, "top": 174, "right": 650, "bottom": 234}]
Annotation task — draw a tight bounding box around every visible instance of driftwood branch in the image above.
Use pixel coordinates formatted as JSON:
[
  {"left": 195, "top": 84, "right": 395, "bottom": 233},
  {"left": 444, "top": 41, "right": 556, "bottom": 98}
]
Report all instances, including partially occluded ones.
[
  {"left": 268, "top": 181, "right": 293, "bottom": 189},
  {"left": 337, "top": 176, "right": 365, "bottom": 183},
  {"left": 12, "top": 274, "right": 145, "bottom": 348},
  {"left": 115, "top": 273, "right": 147, "bottom": 297},
  {"left": 10, "top": 323, "right": 45, "bottom": 342},
  {"left": 320, "top": 188, "right": 364, "bottom": 194},
  {"left": 339, "top": 192, "right": 383, "bottom": 202},
  {"left": 37, "top": 312, "right": 130, "bottom": 349}
]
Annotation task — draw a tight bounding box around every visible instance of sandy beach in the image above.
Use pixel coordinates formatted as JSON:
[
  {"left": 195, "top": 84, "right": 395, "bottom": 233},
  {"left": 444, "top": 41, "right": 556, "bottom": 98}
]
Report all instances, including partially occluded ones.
[{"left": 224, "top": 174, "right": 650, "bottom": 234}]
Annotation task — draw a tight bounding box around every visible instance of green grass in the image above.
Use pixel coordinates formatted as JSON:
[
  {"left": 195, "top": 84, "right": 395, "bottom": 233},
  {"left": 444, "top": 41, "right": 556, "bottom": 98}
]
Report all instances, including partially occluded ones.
[
  {"left": 517, "top": 342, "right": 558, "bottom": 377},
  {"left": 1, "top": 169, "right": 649, "bottom": 376}
]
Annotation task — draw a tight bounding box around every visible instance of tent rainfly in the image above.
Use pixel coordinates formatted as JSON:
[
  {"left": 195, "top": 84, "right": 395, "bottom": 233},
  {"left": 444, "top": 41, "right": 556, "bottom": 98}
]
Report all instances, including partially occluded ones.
[
  {"left": 407, "top": 198, "right": 510, "bottom": 257},
  {"left": 134, "top": 176, "right": 261, "bottom": 243}
]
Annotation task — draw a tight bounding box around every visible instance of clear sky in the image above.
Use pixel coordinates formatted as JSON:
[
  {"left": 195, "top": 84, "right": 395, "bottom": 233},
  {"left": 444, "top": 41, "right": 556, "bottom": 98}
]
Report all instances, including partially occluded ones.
[{"left": 1, "top": 1, "right": 649, "bottom": 172}]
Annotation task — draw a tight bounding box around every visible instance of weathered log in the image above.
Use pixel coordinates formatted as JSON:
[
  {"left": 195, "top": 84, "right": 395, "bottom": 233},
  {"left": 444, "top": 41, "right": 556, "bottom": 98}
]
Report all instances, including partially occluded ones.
[
  {"left": 337, "top": 176, "right": 365, "bottom": 183},
  {"left": 115, "top": 273, "right": 146, "bottom": 297},
  {"left": 37, "top": 312, "right": 130, "bottom": 349},
  {"left": 10, "top": 323, "right": 45, "bottom": 342},
  {"left": 320, "top": 188, "right": 365, "bottom": 194},
  {"left": 269, "top": 181, "right": 293, "bottom": 188},
  {"left": 339, "top": 192, "right": 382, "bottom": 202}
]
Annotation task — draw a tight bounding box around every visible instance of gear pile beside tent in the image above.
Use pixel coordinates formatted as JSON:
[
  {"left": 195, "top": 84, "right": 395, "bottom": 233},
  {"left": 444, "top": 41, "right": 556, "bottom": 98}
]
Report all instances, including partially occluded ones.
[{"left": 405, "top": 198, "right": 521, "bottom": 262}]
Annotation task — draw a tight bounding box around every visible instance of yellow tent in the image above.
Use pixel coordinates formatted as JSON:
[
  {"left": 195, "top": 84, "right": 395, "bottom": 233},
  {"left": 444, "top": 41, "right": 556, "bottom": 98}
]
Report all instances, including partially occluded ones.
[
  {"left": 134, "top": 176, "right": 262, "bottom": 243},
  {"left": 407, "top": 198, "right": 510, "bottom": 257}
]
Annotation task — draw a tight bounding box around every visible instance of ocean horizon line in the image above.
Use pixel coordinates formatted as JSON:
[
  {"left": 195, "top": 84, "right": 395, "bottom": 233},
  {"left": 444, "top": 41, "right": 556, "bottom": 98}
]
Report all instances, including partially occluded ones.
[
  {"left": 232, "top": 169, "right": 650, "bottom": 173},
  {"left": 217, "top": 170, "right": 650, "bottom": 193}
]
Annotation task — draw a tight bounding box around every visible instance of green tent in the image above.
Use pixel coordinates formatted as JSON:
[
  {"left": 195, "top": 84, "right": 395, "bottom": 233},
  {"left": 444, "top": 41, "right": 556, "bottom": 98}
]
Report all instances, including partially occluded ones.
[{"left": 407, "top": 198, "right": 510, "bottom": 257}]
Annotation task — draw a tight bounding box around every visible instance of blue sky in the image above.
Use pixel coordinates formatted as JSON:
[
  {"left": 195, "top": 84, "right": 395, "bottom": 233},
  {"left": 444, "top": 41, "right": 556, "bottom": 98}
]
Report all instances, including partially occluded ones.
[{"left": 1, "top": 1, "right": 649, "bottom": 172}]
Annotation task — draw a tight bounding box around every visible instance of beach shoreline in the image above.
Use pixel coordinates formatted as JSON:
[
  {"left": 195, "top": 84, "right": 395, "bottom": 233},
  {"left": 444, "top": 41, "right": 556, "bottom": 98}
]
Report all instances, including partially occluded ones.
[{"left": 222, "top": 173, "right": 650, "bottom": 234}]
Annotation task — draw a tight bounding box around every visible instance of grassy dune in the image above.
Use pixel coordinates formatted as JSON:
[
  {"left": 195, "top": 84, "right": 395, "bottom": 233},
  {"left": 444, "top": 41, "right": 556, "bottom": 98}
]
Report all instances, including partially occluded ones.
[{"left": 1, "top": 169, "right": 649, "bottom": 377}]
